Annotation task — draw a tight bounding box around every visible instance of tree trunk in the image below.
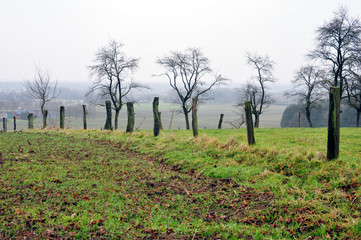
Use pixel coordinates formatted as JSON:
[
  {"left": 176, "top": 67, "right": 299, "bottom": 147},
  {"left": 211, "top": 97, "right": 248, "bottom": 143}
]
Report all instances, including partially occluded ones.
[
  {"left": 60, "top": 106, "right": 65, "bottom": 129},
  {"left": 82, "top": 105, "right": 87, "bottom": 130},
  {"left": 254, "top": 111, "right": 260, "bottom": 128},
  {"left": 192, "top": 98, "right": 198, "bottom": 137},
  {"left": 183, "top": 106, "right": 190, "bottom": 130},
  {"left": 218, "top": 114, "right": 224, "bottom": 129},
  {"left": 28, "top": 113, "right": 34, "bottom": 129},
  {"left": 357, "top": 110, "right": 361, "bottom": 127},
  {"left": 43, "top": 110, "right": 48, "bottom": 129},
  {"left": 327, "top": 87, "right": 340, "bottom": 160},
  {"left": 305, "top": 107, "right": 313, "bottom": 128},
  {"left": 104, "top": 101, "right": 112, "bottom": 130},
  {"left": 13, "top": 116, "right": 16, "bottom": 131},
  {"left": 114, "top": 109, "right": 120, "bottom": 130},
  {"left": 245, "top": 101, "right": 255, "bottom": 145},
  {"left": 298, "top": 112, "right": 301, "bottom": 128},
  {"left": 153, "top": 97, "right": 160, "bottom": 136},
  {"left": 126, "top": 102, "right": 135, "bottom": 133}
]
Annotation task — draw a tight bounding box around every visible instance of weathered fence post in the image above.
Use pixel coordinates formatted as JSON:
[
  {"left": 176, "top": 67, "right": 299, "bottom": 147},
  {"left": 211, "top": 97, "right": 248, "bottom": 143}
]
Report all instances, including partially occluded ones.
[
  {"left": 327, "top": 87, "right": 340, "bottom": 160},
  {"left": 245, "top": 101, "right": 255, "bottom": 145},
  {"left": 158, "top": 112, "right": 163, "bottom": 130},
  {"left": 28, "top": 113, "right": 34, "bottom": 129},
  {"left": 82, "top": 105, "right": 87, "bottom": 130},
  {"left": 104, "top": 101, "right": 112, "bottom": 130},
  {"left": 2, "top": 118, "right": 7, "bottom": 132},
  {"left": 153, "top": 97, "right": 160, "bottom": 136},
  {"left": 218, "top": 113, "right": 224, "bottom": 129},
  {"left": 298, "top": 112, "right": 301, "bottom": 128},
  {"left": 13, "top": 116, "right": 16, "bottom": 131},
  {"left": 169, "top": 110, "right": 175, "bottom": 130},
  {"left": 192, "top": 98, "right": 198, "bottom": 137},
  {"left": 43, "top": 110, "right": 48, "bottom": 129},
  {"left": 126, "top": 102, "right": 135, "bottom": 133},
  {"left": 60, "top": 106, "right": 65, "bottom": 129}
]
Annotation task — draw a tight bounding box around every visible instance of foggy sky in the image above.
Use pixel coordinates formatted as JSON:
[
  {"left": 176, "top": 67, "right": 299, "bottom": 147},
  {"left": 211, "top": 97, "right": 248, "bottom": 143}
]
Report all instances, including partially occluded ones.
[{"left": 1, "top": 0, "right": 361, "bottom": 90}]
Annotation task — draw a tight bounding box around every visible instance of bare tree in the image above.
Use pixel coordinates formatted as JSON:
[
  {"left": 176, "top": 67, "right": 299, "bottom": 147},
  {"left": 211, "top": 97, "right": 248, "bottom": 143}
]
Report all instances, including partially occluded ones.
[
  {"left": 24, "top": 65, "right": 61, "bottom": 128},
  {"left": 346, "top": 63, "right": 361, "bottom": 126},
  {"left": 308, "top": 7, "right": 361, "bottom": 99},
  {"left": 156, "top": 48, "right": 228, "bottom": 129},
  {"left": 236, "top": 81, "right": 273, "bottom": 128},
  {"left": 237, "top": 52, "right": 275, "bottom": 127},
  {"left": 87, "top": 39, "right": 148, "bottom": 130},
  {"left": 286, "top": 65, "right": 325, "bottom": 127}
]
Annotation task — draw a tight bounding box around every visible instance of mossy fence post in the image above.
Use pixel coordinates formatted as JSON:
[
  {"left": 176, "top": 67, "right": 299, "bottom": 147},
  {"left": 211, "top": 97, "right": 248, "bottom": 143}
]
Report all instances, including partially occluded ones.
[
  {"left": 126, "top": 102, "right": 135, "bottom": 133},
  {"left": 327, "top": 86, "right": 340, "bottom": 160},
  {"left": 2, "top": 117, "right": 7, "bottom": 132},
  {"left": 158, "top": 112, "right": 163, "bottom": 130},
  {"left": 218, "top": 113, "right": 224, "bottom": 129},
  {"left": 245, "top": 101, "right": 255, "bottom": 145},
  {"left": 82, "top": 105, "right": 87, "bottom": 130},
  {"left": 192, "top": 98, "right": 198, "bottom": 137},
  {"left": 13, "top": 116, "right": 16, "bottom": 131},
  {"left": 43, "top": 110, "right": 48, "bottom": 129},
  {"left": 60, "top": 106, "right": 65, "bottom": 129},
  {"left": 104, "top": 100, "right": 112, "bottom": 130},
  {"left": 153, "top": 97, "right": 160, "bottom": 136},
  {"left": 28, "top": 113, "right": 34, "bottom": 129}
]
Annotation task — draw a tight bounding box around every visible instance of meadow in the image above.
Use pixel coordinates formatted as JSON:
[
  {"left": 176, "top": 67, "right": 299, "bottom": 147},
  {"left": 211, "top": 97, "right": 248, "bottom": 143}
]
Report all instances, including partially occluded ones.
[{"left": 0, "top": 127, "right": 360, "bottom": 239}]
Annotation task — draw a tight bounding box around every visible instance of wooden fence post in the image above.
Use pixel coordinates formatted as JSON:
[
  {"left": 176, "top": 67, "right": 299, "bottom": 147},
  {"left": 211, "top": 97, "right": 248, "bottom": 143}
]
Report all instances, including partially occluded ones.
[
  {"left": 245, "top": 101, "right": 255, "bottom": 145},
  {"left": 82, "top": 105, "right": 87, "bottom": 130},
  {"left": 158, "top": 112, "right": 163, "bottom": 130},
  {"left": 192, "top": 98, "right": 198, "bottom": 137},
  {"left": 28, "top": 113, "right": 34, "bottom": 129},
  {"left": 218, "top": 113, "right": 224, "bottom": 129},
  {"left": 168, "top": 110, "right": 175, "bottom": 130},
  {"left": 13, "top": 116, "right": 16, "bottom": 131},
  {"left": 153, "top": 97, "right": 160, "bottom": 136},
  {"left": 60, "top": 106, "right": 65, "bottom": 129},
  {"left": 327, "top": 86, "right": 340, "bottom": 160},
  {"left": 2, "top": 118, "right": 7, "bottom": 132},
  {"left": 104, "top": 101, "right": 112, "bottom": 130},
  {"left": 43, "top": 110, "right": 48, "bottom": 129},
  {"left": 126, "top": 102, "right": 135, "bottom": 133}
]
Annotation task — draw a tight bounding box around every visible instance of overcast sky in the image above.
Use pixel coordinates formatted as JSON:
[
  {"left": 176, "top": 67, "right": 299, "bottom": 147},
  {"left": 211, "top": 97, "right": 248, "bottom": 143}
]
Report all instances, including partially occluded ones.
[{"left": 1, "top": 0, "right": 361, "bottom": 89}]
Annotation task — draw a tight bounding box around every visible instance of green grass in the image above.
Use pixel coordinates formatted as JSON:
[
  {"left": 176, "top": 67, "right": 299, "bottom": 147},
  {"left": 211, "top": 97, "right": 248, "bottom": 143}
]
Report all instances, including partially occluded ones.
[{"left": 0, "top": 128, "right": 360, "bottom": 239}]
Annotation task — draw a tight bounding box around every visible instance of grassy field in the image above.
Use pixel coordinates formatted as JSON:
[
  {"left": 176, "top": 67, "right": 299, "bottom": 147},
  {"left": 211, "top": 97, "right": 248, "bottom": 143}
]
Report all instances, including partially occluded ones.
[
  {"left": 0, "top": 128, "right": 360, "bottom": 239},
  {"left": 7, "top": 104, "right": 287, "bottom": 131}
]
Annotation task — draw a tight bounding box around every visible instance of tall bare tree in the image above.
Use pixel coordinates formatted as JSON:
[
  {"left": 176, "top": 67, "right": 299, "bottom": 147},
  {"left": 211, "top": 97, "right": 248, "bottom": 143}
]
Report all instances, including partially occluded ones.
[
  {"left": 87, "top": 39, "right": 148, "bottom": 130},
  {"left": 24, "top": 65, "right": 61, "bottom": 128},
  {"left": 286, "top": 65, "right": 325, "bottom": 127},
  {"left": 156, "top": 48, "right": 228, "bottom": 129},
  {"left": 346, "top": 63, "right": 361, "bottom": 126},
  {"left": 237, "top": 52, "right": 275, "bottom": 127},
  {"left": 308, "top": 7, "right": 361, "bottom": 99}
]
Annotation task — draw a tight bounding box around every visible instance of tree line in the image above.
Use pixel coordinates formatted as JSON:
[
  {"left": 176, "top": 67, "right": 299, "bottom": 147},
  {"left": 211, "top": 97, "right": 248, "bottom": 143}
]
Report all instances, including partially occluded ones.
[{"left": 23, "top": 6, "right": 361, "bottom": 129}]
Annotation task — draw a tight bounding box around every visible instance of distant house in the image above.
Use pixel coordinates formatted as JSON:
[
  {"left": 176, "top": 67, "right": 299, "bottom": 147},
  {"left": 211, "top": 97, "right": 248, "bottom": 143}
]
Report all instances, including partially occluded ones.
[{"left": 14, "top": 109, "right": 41, "bottom": 120}]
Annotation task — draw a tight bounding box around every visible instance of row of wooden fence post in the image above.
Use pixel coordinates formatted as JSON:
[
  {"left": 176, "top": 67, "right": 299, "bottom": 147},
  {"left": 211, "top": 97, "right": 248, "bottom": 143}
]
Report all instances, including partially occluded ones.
[{"left": 3, "top": 88, "right": 340, "bottom": 160}]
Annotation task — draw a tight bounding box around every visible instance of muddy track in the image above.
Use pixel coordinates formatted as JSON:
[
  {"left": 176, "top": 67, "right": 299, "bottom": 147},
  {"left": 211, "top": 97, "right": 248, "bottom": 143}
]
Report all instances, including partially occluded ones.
[{"left": 0, "top": 132, "right": 276, "bottom": 239}]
